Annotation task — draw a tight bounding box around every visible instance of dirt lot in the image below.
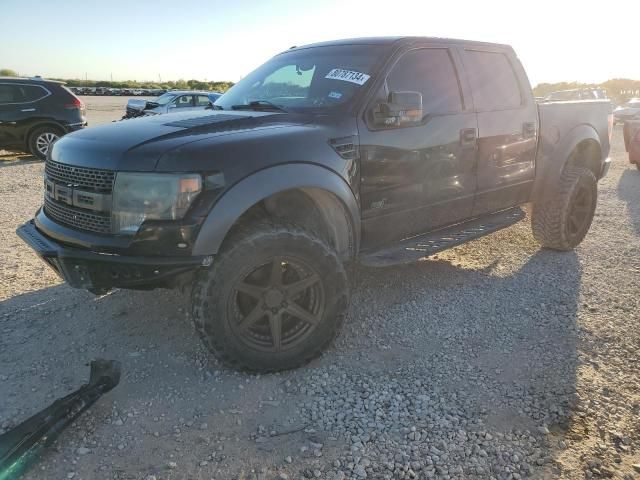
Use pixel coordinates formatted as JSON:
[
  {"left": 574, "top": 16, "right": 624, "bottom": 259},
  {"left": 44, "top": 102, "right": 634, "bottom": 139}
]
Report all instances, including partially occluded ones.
[{"left": 1, "top": 98, "right": 639, "bottom": 480}]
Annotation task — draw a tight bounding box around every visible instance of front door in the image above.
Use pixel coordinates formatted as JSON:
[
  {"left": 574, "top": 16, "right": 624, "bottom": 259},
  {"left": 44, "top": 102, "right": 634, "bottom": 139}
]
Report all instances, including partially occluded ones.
[
  {"left": 459, "top": 47, "right": 538, "bottom": 215},
  {"left": 169, "top": 94, "right": 197, "bottom": 113},
  {"left": 358, "top": 46, "right": 478, "bottom": 249}
]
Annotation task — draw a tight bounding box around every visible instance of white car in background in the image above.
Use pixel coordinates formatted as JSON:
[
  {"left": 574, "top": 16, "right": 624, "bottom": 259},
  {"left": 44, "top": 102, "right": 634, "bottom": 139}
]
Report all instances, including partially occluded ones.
[
  {"left": 614, "top": 98, "right": 640, "bottom": 124},
  {"left": 122, "top": 90, "right": 222, "bottom": 119}
]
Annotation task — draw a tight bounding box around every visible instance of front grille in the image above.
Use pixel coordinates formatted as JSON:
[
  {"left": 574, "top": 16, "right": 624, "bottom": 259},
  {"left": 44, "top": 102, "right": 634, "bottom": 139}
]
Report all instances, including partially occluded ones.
[
  {"left": 45, "top": 160, "right": 115, "bottom": 193},
  {"left": 125, "top": 106, "right": 145, "bottom": 119},
  {"left": 44, "top": 196, "right": 111, "bottom": 234}
]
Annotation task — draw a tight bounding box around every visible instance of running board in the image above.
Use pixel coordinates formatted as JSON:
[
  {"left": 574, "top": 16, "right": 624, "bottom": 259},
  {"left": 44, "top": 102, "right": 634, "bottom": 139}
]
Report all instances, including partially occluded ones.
[{"left": 359, "top": 207, "right": 526, "bottom": 267}]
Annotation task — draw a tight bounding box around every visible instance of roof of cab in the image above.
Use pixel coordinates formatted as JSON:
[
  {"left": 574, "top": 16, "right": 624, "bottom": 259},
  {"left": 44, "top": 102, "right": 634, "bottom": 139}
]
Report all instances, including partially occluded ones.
[{"left": 287, "top": 36, "right": 512, "bottom": 52}]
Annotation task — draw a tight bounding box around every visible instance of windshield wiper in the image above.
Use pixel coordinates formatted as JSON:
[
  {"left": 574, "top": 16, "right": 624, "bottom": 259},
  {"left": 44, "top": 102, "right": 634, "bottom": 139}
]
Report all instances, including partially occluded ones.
[{"left": 231, "top": 100, "right": 287, "bottom": 113}]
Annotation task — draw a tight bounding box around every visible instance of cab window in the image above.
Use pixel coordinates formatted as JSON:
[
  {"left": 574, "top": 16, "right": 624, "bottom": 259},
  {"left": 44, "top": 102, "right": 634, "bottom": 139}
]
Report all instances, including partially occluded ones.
[
  {"left": 386, "top": 48, "right": 463, "bottom": 115},
  {"left": 196, "top": 95, "right": 211, "bottom": 107},
  {"left": 174, "top": 95, "right": 194, "bottom": 107},
  {"left": 463, "top": 50, "right": 522, "bottom": 111}
]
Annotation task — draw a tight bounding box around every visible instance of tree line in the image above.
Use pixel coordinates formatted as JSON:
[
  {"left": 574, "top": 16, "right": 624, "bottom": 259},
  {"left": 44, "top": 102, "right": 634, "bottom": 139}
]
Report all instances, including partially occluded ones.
[{"left": 0, "top": 69, "right": 234, "bottom": 93}]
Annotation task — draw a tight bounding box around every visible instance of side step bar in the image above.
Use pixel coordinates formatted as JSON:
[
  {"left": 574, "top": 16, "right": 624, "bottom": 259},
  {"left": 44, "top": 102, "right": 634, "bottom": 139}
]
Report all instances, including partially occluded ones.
[{"left": 359, "top": 207, "right": 526, "bottom": 267}]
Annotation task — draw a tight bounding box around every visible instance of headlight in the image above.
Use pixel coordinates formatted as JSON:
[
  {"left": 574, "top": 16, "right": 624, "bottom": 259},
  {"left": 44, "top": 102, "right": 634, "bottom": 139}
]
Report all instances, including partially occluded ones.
[{"left": 112, "top": 172, "right": 201, "bottom": 234}]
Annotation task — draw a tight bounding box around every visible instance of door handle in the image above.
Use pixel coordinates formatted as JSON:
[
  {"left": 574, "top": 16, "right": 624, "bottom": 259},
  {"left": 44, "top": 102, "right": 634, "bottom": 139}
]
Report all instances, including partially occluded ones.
[
  {"left": 21, "top": 108, "right": 36, "bottom": 112},
  {"left": 460, "top": 128, "right": 477, "bottom": 147},
  {"left": 523, "top": 122, "right": 536, "bottom": 138}
]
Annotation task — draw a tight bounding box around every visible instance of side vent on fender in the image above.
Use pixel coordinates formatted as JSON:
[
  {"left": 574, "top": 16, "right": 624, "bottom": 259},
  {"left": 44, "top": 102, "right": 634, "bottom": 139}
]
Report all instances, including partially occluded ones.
[{"left": 329, "top": 135, "right": 359, "bottom": 160}]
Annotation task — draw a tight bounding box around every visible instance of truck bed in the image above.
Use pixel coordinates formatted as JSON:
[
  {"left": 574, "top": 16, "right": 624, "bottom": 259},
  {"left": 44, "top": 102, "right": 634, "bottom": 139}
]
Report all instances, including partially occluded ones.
[{"left": 537, "top": 99, "right": 612, "bottom": 163}]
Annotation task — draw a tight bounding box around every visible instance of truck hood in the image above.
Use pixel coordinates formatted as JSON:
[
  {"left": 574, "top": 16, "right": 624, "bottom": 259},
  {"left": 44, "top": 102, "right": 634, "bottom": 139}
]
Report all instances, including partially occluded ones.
[
  {"left": 50, "top": 110, "right": 307, "bottom": 171},
  {"left": 126, "top": 98, "right": 159, "bottom": 113}
]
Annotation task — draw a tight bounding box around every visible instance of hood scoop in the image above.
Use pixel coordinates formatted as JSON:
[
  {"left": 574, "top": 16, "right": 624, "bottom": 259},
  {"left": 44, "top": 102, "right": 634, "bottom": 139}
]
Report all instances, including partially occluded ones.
[{"left": 163, "top": 113, "right": 250, "bottom": 129}]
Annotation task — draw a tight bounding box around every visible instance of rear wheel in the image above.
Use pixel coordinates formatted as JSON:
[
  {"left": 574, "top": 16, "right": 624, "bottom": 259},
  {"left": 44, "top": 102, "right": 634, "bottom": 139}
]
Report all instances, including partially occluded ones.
[
  {"left": 28, "top": 126, "right": 62, "bottom": 160},
  {"left": 531, "top": 166, "right": 597, "bottom": 251},
  {"left": 191, "top": 220, "right": 349, "bottom": 372}
]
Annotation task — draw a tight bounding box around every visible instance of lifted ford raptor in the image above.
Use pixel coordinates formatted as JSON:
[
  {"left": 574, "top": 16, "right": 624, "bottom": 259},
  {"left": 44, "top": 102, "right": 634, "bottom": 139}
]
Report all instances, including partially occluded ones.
[{"left": 18, "top": 37, "right": 612, "bottom": 372}]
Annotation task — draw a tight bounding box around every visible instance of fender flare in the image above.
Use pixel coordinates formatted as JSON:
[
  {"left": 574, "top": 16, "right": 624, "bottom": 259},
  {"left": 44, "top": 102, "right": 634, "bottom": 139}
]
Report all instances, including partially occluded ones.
[
  {"left": 192, "top": 163, "right": 360, "bottom": 256},
  {"left": 534, "top": 124, "right": 603, "bottom": 200}
]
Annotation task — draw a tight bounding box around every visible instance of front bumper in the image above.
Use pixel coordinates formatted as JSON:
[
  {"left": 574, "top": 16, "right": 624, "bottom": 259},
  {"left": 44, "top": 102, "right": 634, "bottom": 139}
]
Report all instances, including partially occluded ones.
[
  {"left": 64, "top": 121, "right": 88, "bottom": 133},
  {"left": 17, "top": 220, "right": 207, "bottom": 290}
]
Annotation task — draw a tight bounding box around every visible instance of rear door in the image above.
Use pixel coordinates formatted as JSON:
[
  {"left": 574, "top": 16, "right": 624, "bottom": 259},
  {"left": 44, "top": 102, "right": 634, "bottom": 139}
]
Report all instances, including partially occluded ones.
[
  {"left": 359, "top": 45, "right": 478, "bottom": 248},
  {"left": 0, "top": 83, "right": 25, "bottom": 146},
  {"left": 0, "top": 83, "right": 50, "bottom": 147},
  {"left": 195, "top": 94, "right": 213, "bottom": 110},
  {"left": 459, "top": 47, "right": 537, "bottom": 215},
  {"left": 170, "top": 94, "right": 197, "bottom": 112}
]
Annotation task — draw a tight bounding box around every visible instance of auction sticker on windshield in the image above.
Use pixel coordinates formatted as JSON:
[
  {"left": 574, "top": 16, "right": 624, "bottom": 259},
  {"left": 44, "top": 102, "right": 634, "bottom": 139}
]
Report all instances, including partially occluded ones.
[{"left": 325, "top": 69, "right": 370, "bottom": 85}]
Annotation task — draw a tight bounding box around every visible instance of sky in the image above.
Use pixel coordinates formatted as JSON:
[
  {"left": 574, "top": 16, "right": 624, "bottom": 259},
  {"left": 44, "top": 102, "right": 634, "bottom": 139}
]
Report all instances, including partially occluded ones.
[{"left": 0, "top": 0, "right": 637, "bottom": 86}]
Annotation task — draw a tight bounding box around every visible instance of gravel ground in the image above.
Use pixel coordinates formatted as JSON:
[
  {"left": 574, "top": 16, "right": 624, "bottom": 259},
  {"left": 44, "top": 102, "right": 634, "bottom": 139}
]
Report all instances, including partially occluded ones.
[{"left": 1, "top": 98, "right": 639, "bottom": 480}]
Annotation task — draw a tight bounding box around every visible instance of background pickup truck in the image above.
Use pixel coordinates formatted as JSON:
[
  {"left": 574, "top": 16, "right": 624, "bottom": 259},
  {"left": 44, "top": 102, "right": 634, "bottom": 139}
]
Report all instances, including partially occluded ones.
[{"left": 18, "top": 36, "right": 613, "bottom": 372}]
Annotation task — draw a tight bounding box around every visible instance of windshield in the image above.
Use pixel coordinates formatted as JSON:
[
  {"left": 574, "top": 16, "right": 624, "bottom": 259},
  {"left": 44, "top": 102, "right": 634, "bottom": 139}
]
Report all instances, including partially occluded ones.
[
  {"left": 154, "top": 92, "right": 178, "bottom": 105},
  {"left": 215, "top": 45, "right": 390, "bottom": 112}
]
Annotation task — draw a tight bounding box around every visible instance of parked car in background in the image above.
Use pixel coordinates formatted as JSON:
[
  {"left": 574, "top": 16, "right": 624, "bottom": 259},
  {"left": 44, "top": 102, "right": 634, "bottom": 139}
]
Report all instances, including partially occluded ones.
[
  {"left": 208, "top": 91, "right": 222, "bottom": 103},
  {"left": 543, "top": 88, "right": 607, "bottom": 102},
  {"left": 614, "top": 99, "right": 640, "bottom": 124},
  {"left": 623, "top": 116, "right": 640, "bottom": 170},
  {"left": 122, "top": 90, "right": 222, "bottom": 118},
  {"left": 546, "top": 88, "right": 599, "bottom": 101},
  {"left": 0, "top": 77, "right": 86, "bottom": 159}
]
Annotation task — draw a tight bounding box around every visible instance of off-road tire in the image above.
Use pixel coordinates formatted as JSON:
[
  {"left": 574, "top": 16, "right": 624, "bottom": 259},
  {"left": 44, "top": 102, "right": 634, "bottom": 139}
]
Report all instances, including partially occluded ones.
[
  {"left": 28, "top": 126, "right": 62, "bottom": 160},
  {"left": 531, "top": 166, "right": 597, "bottom": 251},
  {"left": 191, "top": 220, "right": 349, "bottom": 372}
]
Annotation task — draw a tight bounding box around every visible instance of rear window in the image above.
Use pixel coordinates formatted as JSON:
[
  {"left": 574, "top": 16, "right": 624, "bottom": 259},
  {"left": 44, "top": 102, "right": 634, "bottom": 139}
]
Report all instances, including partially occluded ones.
[
  {"left": 464, "top": 50, "right": 522, "bottom": 111},
  {"left": 61, "top": 85, "right": 80, "bottom": 99}
]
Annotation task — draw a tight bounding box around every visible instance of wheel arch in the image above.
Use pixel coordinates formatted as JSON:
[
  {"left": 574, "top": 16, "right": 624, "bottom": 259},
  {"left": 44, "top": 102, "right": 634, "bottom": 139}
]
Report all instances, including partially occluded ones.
[
  {"left": 25, "top": 121, "right": 65, "bottom": 146},
  {"left": 534, "top": 124, "right": 604, "bottom": 202},
  {"left": 192, "top": 164, "right": 360, "bottom": 260}
]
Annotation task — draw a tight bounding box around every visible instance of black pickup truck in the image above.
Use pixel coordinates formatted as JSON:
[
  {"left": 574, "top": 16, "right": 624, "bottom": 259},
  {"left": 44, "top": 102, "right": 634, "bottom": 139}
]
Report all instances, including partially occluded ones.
[{"left": 18, "top": 37, "right": 613, "bottom": 372}]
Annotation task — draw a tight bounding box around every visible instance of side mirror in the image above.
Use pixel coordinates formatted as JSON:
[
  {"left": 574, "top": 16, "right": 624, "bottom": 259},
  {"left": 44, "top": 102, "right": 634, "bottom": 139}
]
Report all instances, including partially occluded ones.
[
  {"left": 168, "top": 103, "right": 177, "bottom": 109},
  {"left": 374, "top": 91, "right": 423, "bottom": 127}
]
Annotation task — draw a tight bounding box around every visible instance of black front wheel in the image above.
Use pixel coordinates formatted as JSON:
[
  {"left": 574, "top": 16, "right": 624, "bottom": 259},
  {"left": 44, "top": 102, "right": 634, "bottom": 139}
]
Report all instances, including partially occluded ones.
[{"left": 191, "top": 220, "right": 349, "bottom": 372}]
